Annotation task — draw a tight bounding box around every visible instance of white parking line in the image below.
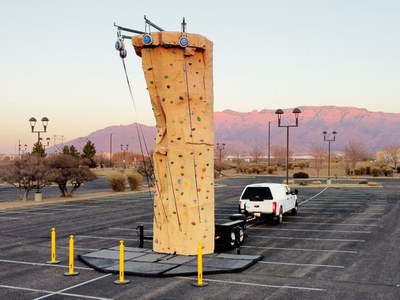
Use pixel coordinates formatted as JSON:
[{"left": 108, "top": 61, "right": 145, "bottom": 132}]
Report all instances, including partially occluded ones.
[
  {"left": 0, "top": 285, "right": 113, "bottom": 300},
  {"left": 0, "top": 259, "right": 93, "bottom": 270},
  {"left": 176, "top": 276, "right": 325, "bottom": 291},
  {"left": 3, "top": 211, "right": 53, "bottom": 215},
  {"left": 59, "top": 246, "right": 101, "bottom": 252},
  {"left": 250, "top": 235, "right": 365, "bottom": 242},
  {"left": 248, "top": 228, "right": 371, "bottom": 234},
  {"left": 33, "top": 273, "right": 112, "bottom": 300},
  {"left": 259, "top": 261, "right": 345, "bottom": 268},
  {"left": 284, "top": 221, "right": 377, "bottom": 226},
  {"left": 290, "top": 216, "right": 339, "bottom": 220},
  {"left": 76, "top": 235, "right": 138, "bottom": 241},
  {"left": 0, "top": 216, "right": 21, "bottom": 220},
  {"left": 241, "top": 245, "right": 357, "bottom": 254},
  {"left": 350, "top": 212, "right": 383, "bottom": 215}
]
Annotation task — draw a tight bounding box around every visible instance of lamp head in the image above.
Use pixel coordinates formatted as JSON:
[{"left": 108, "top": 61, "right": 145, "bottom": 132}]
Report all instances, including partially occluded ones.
[
  {"left": 292, "top": 108, "right": 301, "bottom": 119},
  {"left": 41, "top": 117, "right": 49, "bottom": 131},
  {"left": 29, "top": 117, "right": 37, "bottom": 131}
]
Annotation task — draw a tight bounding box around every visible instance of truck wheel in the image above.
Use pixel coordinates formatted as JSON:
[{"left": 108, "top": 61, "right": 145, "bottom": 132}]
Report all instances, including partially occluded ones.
[
  {"left": 291, "top": 201, "right": 298, "bottom": 215},
  {"left": 276, "top": 207, "right": 283, "bottom": 224}
]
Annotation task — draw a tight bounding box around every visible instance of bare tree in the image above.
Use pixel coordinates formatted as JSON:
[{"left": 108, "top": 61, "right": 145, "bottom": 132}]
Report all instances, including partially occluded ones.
[
  {"left": 271, "top": 145, "right": 287, "bottom": 168},
  {"left": 343, "top": 139, "right": 367, "bottom": 174},
  {"left": 230, "top": 148, "right": 246, "bottom": 171},
  {"left": 249, "top": 145, "right": 264, "bottom": 164},
  {"left": 382, "top": 143, "right": 400, "bottom": 170},
  {"left": 310, "top": 145, "right": 326, "bottom": 177}
]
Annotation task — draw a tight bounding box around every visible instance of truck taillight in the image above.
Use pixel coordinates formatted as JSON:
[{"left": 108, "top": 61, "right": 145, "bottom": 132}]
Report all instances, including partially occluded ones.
[{"left": 272, "top": 201, "right": 277, "bottom": 213}]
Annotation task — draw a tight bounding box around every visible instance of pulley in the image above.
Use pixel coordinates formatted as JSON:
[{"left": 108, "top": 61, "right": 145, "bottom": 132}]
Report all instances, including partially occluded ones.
[
  {"left": 119, "top": 48, "right": 127, "bottom": 59},
  {"left": 179, "top": 35, "right": 189, "bottom": 48},
  {"left": 115, "top": 38, "right": 125, "bottom": 51},
  {"left": 143, "top": 34, "right": 153, "bottom": 45}
]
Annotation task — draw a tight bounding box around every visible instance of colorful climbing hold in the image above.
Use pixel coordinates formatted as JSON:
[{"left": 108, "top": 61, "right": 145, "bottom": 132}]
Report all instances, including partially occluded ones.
[
  {"left": 164, "top": 75, "right": 169, "bottom": 79},
  {"left": 197, "top": 116, "right": 201, "bottom": 121}
]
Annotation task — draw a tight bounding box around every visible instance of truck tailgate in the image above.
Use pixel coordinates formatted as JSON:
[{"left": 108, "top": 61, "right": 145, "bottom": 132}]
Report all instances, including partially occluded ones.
[{"left": 245, "top": 201, "right": 273, "bottom": 213}]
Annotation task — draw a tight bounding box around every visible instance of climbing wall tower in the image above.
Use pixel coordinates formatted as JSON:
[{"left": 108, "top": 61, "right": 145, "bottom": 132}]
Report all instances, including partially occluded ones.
[{"left": 132, "top": 31, "right": 214, "bottom": 255}]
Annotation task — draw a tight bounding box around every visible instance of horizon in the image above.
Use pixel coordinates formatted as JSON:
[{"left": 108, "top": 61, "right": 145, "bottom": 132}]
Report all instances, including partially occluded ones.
[{"left": 1, "top": 105, "right": 397, "bottom": 156}]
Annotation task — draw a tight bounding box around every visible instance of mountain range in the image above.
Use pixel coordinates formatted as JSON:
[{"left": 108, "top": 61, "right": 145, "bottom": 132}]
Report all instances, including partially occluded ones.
[{"left": 54, "top": 106, "right": 400, "bottom": 155}]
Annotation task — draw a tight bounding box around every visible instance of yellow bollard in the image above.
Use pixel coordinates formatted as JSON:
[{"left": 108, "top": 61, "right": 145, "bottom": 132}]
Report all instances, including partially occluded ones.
[
  {"left": 64, "top": 235, "right": 79, "bottom": 276},
  {"left": 47, "top": 228, "right": 60, "bottom": 264},
  {"left": 114, "top": 240, "right": 130, "bottom": 284},
  {"left": 192, "top": 242, "right": 208, "bottom": 287}
]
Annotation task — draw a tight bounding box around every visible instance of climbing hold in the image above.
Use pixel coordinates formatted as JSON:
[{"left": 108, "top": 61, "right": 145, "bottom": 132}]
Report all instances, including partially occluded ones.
[
  {"left": 167, "top": 85, "right": 170, "bottom": 88},
  {"left": 164, "top": 75, "right": 169, "bottom": 79},
  {"left": 178, "top": 178, "right": 182, "bottom": 184},
  {"left": 150, "top": 80, "right": 154, "bottom": 84},
  {"left": 197, "top": 116, "right": 201, "bottom": 121},
  {"left": 204, "top": 219, "right": 208, "bottom": 223}
]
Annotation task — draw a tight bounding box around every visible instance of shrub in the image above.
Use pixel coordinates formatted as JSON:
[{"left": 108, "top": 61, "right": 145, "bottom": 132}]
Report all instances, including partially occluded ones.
[
  {"left": 359, "top": 180, "right": 368, "bottom": 184},
  {"left": 126, "top": 172, "right": 142, "bottom": 191},
  {"left": 383, "top": 168, "right": 393, "bottom": 177},
  {"left": 293, "top": 172, "right": 309, "bottom": 179},
  {"left": 267, "top": 167, "right": 274, "bottom": 174},
  {"left": 397, "top": 166, "right": 400, "bottom": 173},
  {"left": 371, "top": 168, "right": 380, "bottom": 177},
  {"left": 108, "top": 172, "right": 126, "bottom": 192},
  {"left": 366, "top": 166, "right": 371, "bottom": 175}
]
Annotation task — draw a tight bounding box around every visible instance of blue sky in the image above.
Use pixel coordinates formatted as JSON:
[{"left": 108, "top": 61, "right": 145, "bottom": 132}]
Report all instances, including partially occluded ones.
[{"left": 0, "top": 0, "right": 399, "bottom": 154}]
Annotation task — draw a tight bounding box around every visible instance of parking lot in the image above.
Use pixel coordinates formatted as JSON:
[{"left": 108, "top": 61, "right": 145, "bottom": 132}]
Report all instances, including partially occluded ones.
[{"left": 0, "top": 176, "right": 399, "bottom": 299}]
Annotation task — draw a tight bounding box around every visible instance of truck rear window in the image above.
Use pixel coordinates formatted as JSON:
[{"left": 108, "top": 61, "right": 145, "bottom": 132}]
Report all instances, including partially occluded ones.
[{"left": 242, "top": 187, "right": 273, "bottom": 201}]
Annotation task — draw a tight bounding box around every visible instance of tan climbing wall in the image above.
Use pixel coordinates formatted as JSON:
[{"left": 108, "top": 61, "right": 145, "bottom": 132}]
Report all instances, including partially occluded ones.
[{"left": 132, "top": 32, "right": 214, "bottom": 255}]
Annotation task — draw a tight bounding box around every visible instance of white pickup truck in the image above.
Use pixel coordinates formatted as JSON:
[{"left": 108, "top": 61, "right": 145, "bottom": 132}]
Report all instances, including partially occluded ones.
[{"left": 238, "top": 183, "right": 298, "bottom": 224}]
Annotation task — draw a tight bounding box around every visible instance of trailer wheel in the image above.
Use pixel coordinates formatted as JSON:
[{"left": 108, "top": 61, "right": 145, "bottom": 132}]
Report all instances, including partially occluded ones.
[{"left": 229, "top": 226, "right": 245, "bottom": 247}]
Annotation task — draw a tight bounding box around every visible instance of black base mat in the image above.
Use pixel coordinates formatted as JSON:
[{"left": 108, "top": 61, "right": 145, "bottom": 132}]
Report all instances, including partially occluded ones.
[{"left": 78, "top": 246, "right": 263, "bottom": 277}]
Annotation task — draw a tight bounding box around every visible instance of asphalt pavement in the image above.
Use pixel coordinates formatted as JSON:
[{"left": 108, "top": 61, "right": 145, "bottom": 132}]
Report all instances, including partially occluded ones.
[{"left": 0, "top": 175, "right": 399, "bottom": 299}]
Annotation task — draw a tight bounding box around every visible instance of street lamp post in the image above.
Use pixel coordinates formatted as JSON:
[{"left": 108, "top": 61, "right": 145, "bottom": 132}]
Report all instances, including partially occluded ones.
[
  {"left": 120, "top": 144, "right": 129, "bottom": 169},
  {"left": 267, "top": 121, "right": 271, "bottom": 166},
  {"left": 323, "top": 131, "right": 337, "bottom": 184},
  {"left": 216, "top": 143, "right": 225, "bottom": 176},
  {"left": 29, "top": 117, "right": 49, "bottom": 145},
  {"left": 28, "top": 117, "right": 49, "bottom": 201},
  {"left": 18, "top": 141, "right": 27, "bottom": 157},
  {"left": 275, "top": 108, "right": 301, "bottom": 185}
]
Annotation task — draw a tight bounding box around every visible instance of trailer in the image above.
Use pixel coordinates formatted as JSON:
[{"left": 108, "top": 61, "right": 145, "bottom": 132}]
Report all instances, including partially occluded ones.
[{"left": 136, "top": 213, "right": 257, "bottom": 250}]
